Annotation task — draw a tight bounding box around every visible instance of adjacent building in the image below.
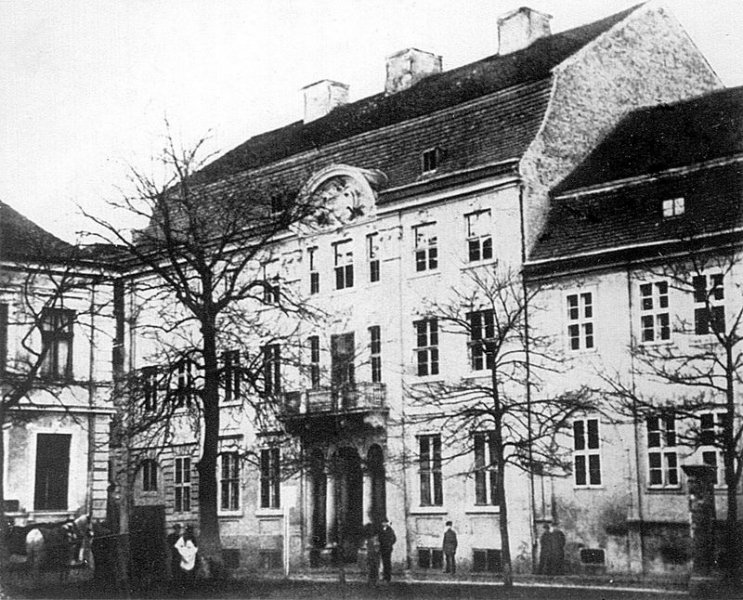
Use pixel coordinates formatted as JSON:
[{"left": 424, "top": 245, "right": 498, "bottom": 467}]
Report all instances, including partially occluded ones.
[{"left": 0, "top": 200, "right": 114, "bottom": 527}]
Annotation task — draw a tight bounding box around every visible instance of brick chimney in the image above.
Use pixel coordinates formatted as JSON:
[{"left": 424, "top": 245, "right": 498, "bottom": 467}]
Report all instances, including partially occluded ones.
[
  {"left": 385, "top": 48, "right": 442, "bottom": 95},
  {"left": 302, "top": 80, "right": 350, "bottom": 123},
  {"left": 498, "top": 7, "right": 552, "bottom": 55}
]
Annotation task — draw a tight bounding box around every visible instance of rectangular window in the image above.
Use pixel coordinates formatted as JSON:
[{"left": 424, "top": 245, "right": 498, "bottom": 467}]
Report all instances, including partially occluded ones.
[
  {"left": 369, "top": 326, "right": 381, "bottom": 383},
  {"left": 260, "top": 448, "right": 281, "bottom": 509},
  {"left": 414, "top": 319, "right": 439, "bottom": 376},
  {"left": 468, "top": 309, "right": 494, "bottom": 371},
  {"left": 418, "top": 548, "right": 443, "bottom": 569},
  {"left": 472, "top": 549, "right": 502, "bottom": 573},
  {"left": 262, "top": 344, "right": 281, "bottom": 397},
  {"left": 421, "top": 148, "right": 440, "bottom": 173},
  {"left": 700, "top": 412, "right": 726, "bottom": 487},
  {"left": 223, "top": 350, "right": 240, "bottom": 402},
  {"left": 466, "top": 210, "right": 493, "bottom": 263},
  {"left": 693, "top": 274, "right": 725, "bottom": 335},
  {"left": 0, "top": 303, "right": 8, "bottom": 375},
  {"left": 419, "top": 434, "right": 443, "bottom": 506},
  {"left": 413, "top": 223, "right": 438, "bottom": 272},
  {"left": 640, "top": 282, "right": 670, "bottom": 343},
  {"left": 580, "top": 548, "right": 606, "bottom": 565},
  {"left": 567, "top": 292, "right": 594, "bottom": 351},
  {"left": 174, "top": 456, "right": 191, "bottom": 512},
  {"left": 34, "top": 433, "right": 71, "bottom": 510},
  {"left": 308, "top": 336, "right": 321, "bottom": 389},
  {"left": 662, "top": 197, "right": 685, "bottom": 218},
  {"left": 334, "top": 240, "right": 354, "bottom": 290},
  {"left": 647, "top": 415, "right": 679, "bottom": 488},
  {"left": 262, "top": 263, "right": 280, "bottom": 304},
  {"left": 308, "top": 247, "right": 320, "bottom": 295},
  {"left": 142, "top": 459, "right": 158, "bottom": 492},
  {"left": 142, "top": 366, "right": 158, "bottom": 412},
  {"left": 367, "top": 233, "right": 380, "bottom": 283},
  {"left": 573, "top": 418, "right": 601, "bottom": 487},
  {"left": 40, "top": 308, "right": 74, "bottom": 380},
  {"left": 173, "top": 359, "right": 193, "bottom": 408},
  {"left": 219, "top": 452, "right": 240, "bottom": 511},
  {"left": 474, "top": 432, "right": 498, "bottom": 505}
]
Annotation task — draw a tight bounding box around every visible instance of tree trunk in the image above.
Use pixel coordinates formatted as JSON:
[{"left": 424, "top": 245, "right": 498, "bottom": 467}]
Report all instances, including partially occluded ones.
[
  {"left": 197, "top": 316, "right": 223, "bottom": 577},
  {"left": 491, "top": 370, "right": 513, "bottom": 587}
]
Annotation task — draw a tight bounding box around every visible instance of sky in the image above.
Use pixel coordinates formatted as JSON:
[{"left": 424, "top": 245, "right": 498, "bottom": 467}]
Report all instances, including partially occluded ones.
[{"left": 1, "top": 0, "right": 742, "bottom": 242}]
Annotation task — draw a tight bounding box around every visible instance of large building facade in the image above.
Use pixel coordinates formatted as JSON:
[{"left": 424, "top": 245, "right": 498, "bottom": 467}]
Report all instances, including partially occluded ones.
[{"left": 117, "top": 4, "right": 730, "bottom": 578}]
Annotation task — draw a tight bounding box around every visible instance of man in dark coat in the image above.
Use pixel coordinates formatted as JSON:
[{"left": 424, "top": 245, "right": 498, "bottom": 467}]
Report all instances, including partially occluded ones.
[
  {"left": 442, "top": 521, "right": 458, "bottom": 574},
  {"left": 377, "top": 519, "right": 396, "bottom": 582}
]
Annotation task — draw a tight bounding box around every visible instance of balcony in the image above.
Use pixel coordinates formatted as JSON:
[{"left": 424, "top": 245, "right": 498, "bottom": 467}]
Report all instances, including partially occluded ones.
[{"left": 280, "top": 383, "right": 387, "bottom": 436}]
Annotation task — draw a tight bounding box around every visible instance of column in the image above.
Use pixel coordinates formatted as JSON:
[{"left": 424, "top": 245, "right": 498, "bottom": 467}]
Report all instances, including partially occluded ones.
[
  {"left": 325, "top": 470, "right": 336, "bottom": 545},
  {"left": 362, "top": 468, "right": 373, "bottom": 525}
]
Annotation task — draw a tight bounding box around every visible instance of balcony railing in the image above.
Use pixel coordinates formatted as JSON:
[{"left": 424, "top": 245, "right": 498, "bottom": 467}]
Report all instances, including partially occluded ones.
[{"left": 282, "top": 382, "right": 386, "bottom": 416}]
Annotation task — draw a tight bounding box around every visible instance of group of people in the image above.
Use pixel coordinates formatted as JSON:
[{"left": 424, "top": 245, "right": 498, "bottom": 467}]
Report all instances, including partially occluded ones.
[
  {"left": 166, "top": 523, "right": 200, "bottom": 591},
  {"left": 363, "top": 519, "right": 397, "bottom": 584}
]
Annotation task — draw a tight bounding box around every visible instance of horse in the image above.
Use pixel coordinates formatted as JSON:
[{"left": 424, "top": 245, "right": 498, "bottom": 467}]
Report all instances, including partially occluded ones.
[{"left": 25, "top": 514, "right": 92, "bottom": 579}]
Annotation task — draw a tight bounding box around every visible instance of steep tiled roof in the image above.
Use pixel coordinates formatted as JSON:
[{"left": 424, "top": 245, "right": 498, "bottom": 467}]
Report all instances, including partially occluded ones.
[
  {"left": 528, "top": 87, "right": 743, "bottom": 269},
  {"left": 195, "top": 5, "right": 640, "bottom": 186},
  {"left": 0, "top": 200, "right": 71, "bottom": 262},
  {"left": 555, "top": 86, "right": 743, "bottom": 193}
]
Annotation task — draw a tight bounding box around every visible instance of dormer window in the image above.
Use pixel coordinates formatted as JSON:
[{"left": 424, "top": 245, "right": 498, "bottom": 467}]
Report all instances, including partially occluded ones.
[
  {"left": 662, "top": 197, "right": 685, "bottom": 218},
  {"left": 421, "top": 148, "right": 442, "bottom": 174}
]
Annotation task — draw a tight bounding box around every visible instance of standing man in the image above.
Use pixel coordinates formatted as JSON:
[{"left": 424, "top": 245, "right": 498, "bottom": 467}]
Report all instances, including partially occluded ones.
[
  {"left": 378, "top": 518, "right": 396, "bottom": 582},
  {"left": 442, "top": 521, "right": 458, "bottom": 574}
]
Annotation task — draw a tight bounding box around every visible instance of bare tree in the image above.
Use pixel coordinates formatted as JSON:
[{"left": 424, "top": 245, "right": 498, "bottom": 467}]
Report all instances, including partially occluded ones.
[
  {"left": 599, "top": 240, "right": 743, "bottom": 581},
  {"left": 407, "top": 267, "right": 592, "bottom": 586},
  {"left": 85, "top": 131, "right": 325, "bottom": 574}
]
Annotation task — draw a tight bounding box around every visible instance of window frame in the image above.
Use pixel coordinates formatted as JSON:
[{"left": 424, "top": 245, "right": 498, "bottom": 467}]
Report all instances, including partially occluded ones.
[
  {"left": 260, "top": 447, "right": 281, "bottom": 509},
  {"left": 174, "top": 456, "right": 192, "bottom": 513},
  {"left": 222, "top": 350, "right": 241, "bottom": 403},
  {"left": 662, "top": 197, "right": 685, "bottom": 218},
  {"left": 573, "top": 417, "right": 602, "bottom": 488},
  {"left": 40, "top": 307, "right": 75, "bottom": 380},
  {"left": 421, "top": 148, "right": 440, "bottom": 174},
  {"left": 308, "top": 247, "right": 320, "bottom": 295},
  {"left": 367, "top": 233, "right": 380, "bottom": 283},
  {"left": 369, "top": 325, "right": 382, "bottom": 383},
  {"left": 142, "top": 365, "right": 158, "bottom": 412},
  {"left": 473, "top": 431, "right": 498, "bottom": 506},
  {"left": 639, "top": 281, "right": 670, "bottom": 344},
  {"left": 418, "top": 433, "right": 443, "bottom": 506},
  {"left": 465, "top": 209, "right": 493, "bottom": 263},
  {"left": 565, "top": 291, "right": 595, "bottom": 352},
  {"left": 141, "top": 458, "right": 158, "bottom": 492},
  {"left": 333, "top": 239, "right": 354, "bottom": 290},
  {"left": 467, "top": 309, "right": 495, "bottom": 371},
  {"left": 218, "top": 451, "right": 241, "bottom": 513},
  {"left": 700, "top": 411, "right": 727, "bottom": 488},
  {"left": 308, "top": 335, "right": 321, "bottom": 389},
  {"left": 262, "top": 344, "right": 281, "bottom": 397},
  {"left": 646, "top": 415, "right": 680, "bottom": 489},
  {"left": 693, "top": 272, "right": 725, "bottom": 336},
  {"left": 413, "top": 223, "right": 438, "bottom": 273},
  {"left": 414, "top": 319, "right": 439, "bottom": 377}
]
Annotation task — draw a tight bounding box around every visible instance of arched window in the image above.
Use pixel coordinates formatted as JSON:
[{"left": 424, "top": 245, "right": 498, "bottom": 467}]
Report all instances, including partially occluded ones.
[{"left": 141, "top": 458, "right": 158, "bottom": 492}]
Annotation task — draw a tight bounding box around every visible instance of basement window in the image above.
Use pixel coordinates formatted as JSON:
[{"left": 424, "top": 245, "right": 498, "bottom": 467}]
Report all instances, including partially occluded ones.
[
  {"left": 472, "top": 549, "right": 502, "bottom": 573},
  {"left": 417, "top": 547, "right": 443, "bottom": 569},
  {"left": 580, "top": 548, "right": 605, "bottom": 565},
  {"left": 662, "top": 197, "right": 685, "bottom": 218}
]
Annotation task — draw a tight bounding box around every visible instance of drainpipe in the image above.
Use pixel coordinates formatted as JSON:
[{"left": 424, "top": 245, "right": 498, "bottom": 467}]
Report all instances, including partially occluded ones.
[
  {"left": 86, "top": 282, "right": 97, "bottom": 518},
  {"left": 518, "top": 182, "right": 539, "bottom": 572},
  {"left": 625, "top": 265, "right": 644, "bottom": 572}
]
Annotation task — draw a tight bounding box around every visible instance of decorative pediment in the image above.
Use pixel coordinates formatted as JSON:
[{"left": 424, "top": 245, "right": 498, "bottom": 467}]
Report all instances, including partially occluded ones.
[{"left": 298, "top": 165, "right": 387, "bottom": 231}]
